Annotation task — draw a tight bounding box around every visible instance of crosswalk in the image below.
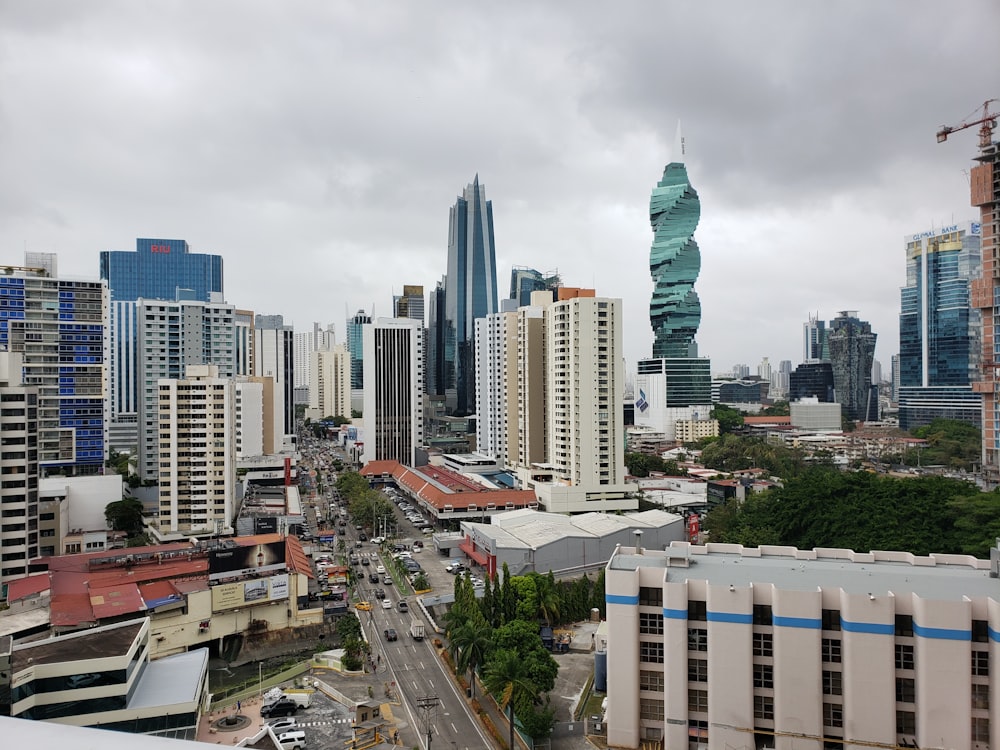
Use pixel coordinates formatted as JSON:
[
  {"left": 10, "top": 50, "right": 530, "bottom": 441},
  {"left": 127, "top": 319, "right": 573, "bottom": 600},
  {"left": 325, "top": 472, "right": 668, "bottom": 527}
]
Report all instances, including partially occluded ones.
[{"left": 290, "top": 718, "right": 353, "bottom": 727}]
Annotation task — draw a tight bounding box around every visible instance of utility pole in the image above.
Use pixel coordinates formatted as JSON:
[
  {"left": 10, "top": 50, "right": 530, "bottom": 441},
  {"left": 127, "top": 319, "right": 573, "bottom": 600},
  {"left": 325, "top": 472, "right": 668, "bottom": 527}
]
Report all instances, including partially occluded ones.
[{"left": 415, "top": 694, "right": 439, "bottom": 750}]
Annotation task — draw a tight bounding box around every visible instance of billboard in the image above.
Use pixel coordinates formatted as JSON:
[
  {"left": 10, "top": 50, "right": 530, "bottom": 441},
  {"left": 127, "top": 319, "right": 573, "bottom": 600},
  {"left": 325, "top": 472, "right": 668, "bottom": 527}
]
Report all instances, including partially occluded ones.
[
  {"left": 209, "top": 541, "right": 286, "bottom": 581},
  {"left": 211, "top": 573, "right": 290, "bottom": 611},
  {"left": 254, "top": 517, "right": 279, "bottom": 535}
]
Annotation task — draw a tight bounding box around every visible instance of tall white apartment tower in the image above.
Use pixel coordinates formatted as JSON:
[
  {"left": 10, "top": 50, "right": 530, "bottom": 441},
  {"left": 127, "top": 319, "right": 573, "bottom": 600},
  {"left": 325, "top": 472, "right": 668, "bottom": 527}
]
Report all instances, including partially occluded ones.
[
  {"left": 253, "top": 315, "right": 295, "bottom": 439},
  {"left": 0, "top": 352, "right": 39, "bottom": 585},
  {"left": 309, "top": 344, "right": 351, "bottom": 420},
  {"left": 294, "top": 322, "right": 337, "bottom": 388},
  {"left": 362, "top": 318, "right": 424, "bottom": 466},
  {"left": 136, "top": 297, "right": 236, "bottom": 481},
  {"left": 474, "top": 299, "right": 518, "bottom": 464},
  {"left": 157, "top": 365, "right": 236, "bottom": 535}
]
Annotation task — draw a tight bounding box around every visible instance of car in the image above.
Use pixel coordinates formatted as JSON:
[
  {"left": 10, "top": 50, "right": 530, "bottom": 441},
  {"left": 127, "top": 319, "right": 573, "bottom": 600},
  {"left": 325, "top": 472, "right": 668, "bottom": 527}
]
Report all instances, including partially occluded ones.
[
  {"left": 384, "top": 575, "right": 393, "bottom": 585},
  {"left": 266, "top": 717, "right": 298, "bottom": 734},
  {"left": 384, "top": 628, "right": 398, "bottom": 641},
  {"left": 338, "top": 519, "right": 347, "bottom": 526},
  {"left": 261, "top": 698, "right": 299, "bottom": 718},
  {"left": 403, "top": 560, "right": 422, "bottom": 571},
  {"left": 276, "top": 730, "right": 307, "bottom": 750},
  {"left": 393, "top": 551, "right": 412, "bottom": 559},
  {"left": 398, "top": 600, "right": 409, "bottom": 613},
  {"left": 355, "top": 525, "right": 363, "bottom": 531},
  {"left": 355, "top": 601, "right": 373, "bottom": 611},
  {"left": 375, "top": 565, "right": 385, "bottom": 574},
  {"left": 371, "top": 536, "right": 385, "bottom": 545},
  {"left": 373, "top": 588, "right": 386, "bottom": 599},
  {"left": 382, "top": 598, "right": 392, "bottom": 609},
  {"left": 360, "top": 557, "right": 370, "bottom": 566},
  {"left": 358, "top": 533, "right": 368, "bottom": 541},
  {"left": 446, "top": 562, "right": 465, "bottom": 574},
  {"left": 368, "top": 572, "right": 379, "bottom": 583}
]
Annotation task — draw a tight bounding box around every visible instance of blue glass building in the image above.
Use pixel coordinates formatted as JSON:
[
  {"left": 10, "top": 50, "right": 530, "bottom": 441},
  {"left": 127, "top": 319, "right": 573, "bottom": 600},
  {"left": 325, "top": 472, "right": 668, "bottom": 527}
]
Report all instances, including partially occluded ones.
[
  {"left": 0, "top": 267, "right": 105, "bottom": 472},
  {"left": 898, "top": 221, "right": 982, "bottom": 430},
  {"left": 509, "top": 267, "right": 560, "bottom": 307},
  {"left": 441, "top": 175, "right": 498, "bottom": 415},
  {"left": 346, "top": 309, "right": 372, "bottom": 391},
  {"left": 99, "top": 238, "right": 223, "bottom": 302}
]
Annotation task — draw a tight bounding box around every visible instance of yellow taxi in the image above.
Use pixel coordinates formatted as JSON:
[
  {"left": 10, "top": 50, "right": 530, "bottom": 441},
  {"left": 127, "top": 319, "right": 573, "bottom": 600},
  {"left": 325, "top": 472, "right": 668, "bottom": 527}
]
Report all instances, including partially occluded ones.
[{"left": 355, "top": 601, "right": 373, "bottom": 611}]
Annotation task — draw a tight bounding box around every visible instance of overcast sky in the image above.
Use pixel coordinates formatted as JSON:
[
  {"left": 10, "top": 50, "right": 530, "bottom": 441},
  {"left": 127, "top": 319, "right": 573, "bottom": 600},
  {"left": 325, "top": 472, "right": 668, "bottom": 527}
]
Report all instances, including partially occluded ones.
[{"left": 2, "top": 2, "right": 998, "bottom": 377}]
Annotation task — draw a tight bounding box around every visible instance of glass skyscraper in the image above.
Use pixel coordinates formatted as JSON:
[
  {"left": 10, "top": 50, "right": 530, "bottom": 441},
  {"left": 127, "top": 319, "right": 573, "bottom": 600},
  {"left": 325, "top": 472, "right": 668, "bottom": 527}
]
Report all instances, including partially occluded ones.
[
  {"left": 828, "top": 311, "right": 878, "bottom": 422},
  {"left": 898, "top": 221, "right": 982, "bottom": 430},
  {"left": 99, "top": 238, "right": 223, "bottom": 302},
  {"left": 347, "top": 309, "right": 372, "bottom": 390},
  {"left": 440, "top": 175, "right": 498, "bottom": 415},
  {"left": 649, "top": 149, "right": 701, "bottom": 358},
  {"left": 509, "top": 267, "right": 561, "bottom": 307}
]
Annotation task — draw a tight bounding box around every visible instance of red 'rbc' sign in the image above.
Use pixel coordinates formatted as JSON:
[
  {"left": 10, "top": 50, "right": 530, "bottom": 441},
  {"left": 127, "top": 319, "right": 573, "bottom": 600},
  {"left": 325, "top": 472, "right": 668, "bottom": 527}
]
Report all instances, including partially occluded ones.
[{"left": 150, "top": 244, "right": 171, "bottom": 254}]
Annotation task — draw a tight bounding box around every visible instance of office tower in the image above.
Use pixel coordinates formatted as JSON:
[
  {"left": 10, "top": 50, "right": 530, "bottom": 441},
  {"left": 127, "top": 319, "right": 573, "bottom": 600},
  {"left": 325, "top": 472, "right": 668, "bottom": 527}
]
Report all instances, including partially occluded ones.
[
  {"left": 393, "top": 285, "right": 425, "bottom": 324},
  {"left": 0, "top": 259, "right": 106, "bottom": 473},
  {"left": 234, "top": 309, "right": 254, "bottom": 376},
  {"left": 294, "top": 322, "right": 336, "bottom": 389},
  {"left": 441, "top": 175, "right": 498, "bottom": 415},
  {"left": 253, "top": 314, "right": 294, "bottom": 439},
  {"left": 107, "top": 300, "right": 140, "bottom": 452},
  {"left": 100, "top": 238, "right": 223, "bottom": 302},
  {"left": 136, "top": 298, "right": 236, "bottom": 481},
  {"left": 757, "top": 357, "right": 772, "bottom": 383},
  {"left": 362, "top": 319, "right": 423, "bottom": 466},
  {"left": 515, "top": 295, "right": 547, "bottom": 471},
  {"left": 966, "top": 130, "right": 1000, "bottom": 482},
  {"left": 346, "top": 309, "right": 372, "bottom": 390},
  {"left": 425, "top": 280, "right": 448, "bottom": 398},
  {"left": 872, "top": 359, "right": 883, "bottom": 385},
  {"left": 789, "top": 362, "right": 836, "bottom": 403},
  {"left": 309, "top": 344, "right": 351, "bottom": 420},
  {"left": 775, "top": 359, "right": 793, "bottom": 399},
  {"left": 731, "top": 363, "right": 750, "bottom": 379},
  {"left": 0, "top": 352, "right": 38, "bottom": 585},
  {"left": 804, "top": 312, "right": 829, "bottom": 362},
  {"left": 649, "top": 129, "right": 701, "bottom": 359},
  {"left": 828, "top": 311, "right": 878, "bottom": 421},
  {"left": 474, "top": 300, "right": 518, "bottom": 464},
  {"left": 157, "top": 365, "right": 236, "bottom": 535},
  {"left": 509, "top": 266, "right": 561, "bottom": 306},
  {"left": 898, "top": 221, "right": 983, "bottom": 430},
  {"left": 603, "top": 541, "right": 997, "bottom": 750},
  {"left": 891, "top": 354, "right": 900, "bottom": 402}
]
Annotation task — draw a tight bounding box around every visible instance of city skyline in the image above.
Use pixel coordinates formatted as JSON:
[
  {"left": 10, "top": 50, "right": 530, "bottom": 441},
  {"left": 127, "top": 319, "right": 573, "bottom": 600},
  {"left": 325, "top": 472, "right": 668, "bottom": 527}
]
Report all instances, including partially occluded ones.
[{"left": 0, "top": 3, "right": 996, "bottom": 370}]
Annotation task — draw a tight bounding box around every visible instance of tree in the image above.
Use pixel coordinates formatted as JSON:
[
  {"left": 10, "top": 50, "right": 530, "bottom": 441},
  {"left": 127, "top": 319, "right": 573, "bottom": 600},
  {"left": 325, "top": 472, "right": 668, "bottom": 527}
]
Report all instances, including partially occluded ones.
[
  {"left": 450, "top": 620, "right": 493, "bottom": 698},
  {"left": 492, "top": 619, "right": 558, "bottom": 694},
  {"left": 500, "top": 562, "right": 516, "bottom": 625},
  {"left": 711, "top": 404, "right": 745, "bottom": 434},
  {"left": 105, "top": 497, "right": 145, "bottom": 535},
  {"left": 483, "top": 648, "right": 535, "bottom": 750}
]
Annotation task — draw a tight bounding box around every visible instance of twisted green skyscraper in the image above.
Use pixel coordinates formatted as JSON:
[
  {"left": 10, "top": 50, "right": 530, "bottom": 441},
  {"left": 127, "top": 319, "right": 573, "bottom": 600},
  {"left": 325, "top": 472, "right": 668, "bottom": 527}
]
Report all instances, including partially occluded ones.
[{"left": 649, "top": 141, "right": 701, "bottom": 358}]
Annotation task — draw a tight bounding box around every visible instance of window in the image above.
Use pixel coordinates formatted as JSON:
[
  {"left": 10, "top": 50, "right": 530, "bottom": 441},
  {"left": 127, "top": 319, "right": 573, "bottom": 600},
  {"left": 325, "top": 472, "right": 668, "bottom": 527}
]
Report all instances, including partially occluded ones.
[
  {"left": 688, "top": 600, "right": 707, "bottom": 621},
  {"left": 822, "top": 638, "right": 841, "bottom": 663},
  {"left": 753, "top": 632, "right": 773, "bottom": 657},
  {"left": 689, "top": 689, "right": 708, "bottom": 713},
  {"left": 823, "top": 670, "right": 842, "bottom": 696},
  {"left": 753, "top": 663, "right": 773, "bottom": 689},
  {"left": 753, "top": 694, "right": 774, "bottom": 721},
  {"left": 639, "top": 612, "right": 663, "bottom": 635},
  {"left": 638, "top": 587, "right": 662, "bottom": 606},
  {"left": 972, "top": 620, "right": 989, "bottom": 643},
  {"left": 823, "top": 702, "right": 843, "bottom": 728},
  {"left": 821, "top": 609, "right": 841, "bottom": 631},
  {"left": 639, "top": 698, "right": 664, "bottom": 721},
  {"left": 688, "top": 628, "right": 707, "bottom": 652},
  {"left": 639, "top": 670, "right": 663, "bottom": 692},
  {"left": 753, "top": 604, "right": 772, "bottom": 626},
  {"left": 894, "top": 614, "right": 913, "bottom": 637},
  {"left": 640, "top": 641, "right": 664, "bottom": 664},
  {"left": 896, "top": 710, "right": 915, "bottom": 735},
  {"left": 972, "top": 683, "right": 989, "bottom": 710},
  {"left": 895, "top": 677, "right": 915, "bottom": 703},
  {"left": 972, "top": 650, "right": 989, "bottom": 676},
  {"left": 895, "top": 644, "right": 914, "bottom": 671},
  {"left": 972, "top": 717, "right": 990, "bottom": 742},
  {"left": 688, "top": 659, "right": 707, "bottom": 683}
]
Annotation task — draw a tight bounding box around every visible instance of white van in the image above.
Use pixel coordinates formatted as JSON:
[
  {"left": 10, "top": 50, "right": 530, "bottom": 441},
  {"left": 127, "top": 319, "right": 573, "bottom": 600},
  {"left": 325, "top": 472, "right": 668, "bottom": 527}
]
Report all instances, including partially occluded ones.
[{"left": 277, "top": 730, "right": 307, "bottom": 750}]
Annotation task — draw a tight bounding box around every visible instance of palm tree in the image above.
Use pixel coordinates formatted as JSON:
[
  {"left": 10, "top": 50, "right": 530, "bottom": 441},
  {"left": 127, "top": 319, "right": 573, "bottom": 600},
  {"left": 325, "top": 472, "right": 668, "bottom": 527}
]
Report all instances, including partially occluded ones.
[
  {"left": 450, "top": 621, "right": 493, "bottom": 698},
  {"left": 536, "top": 584, "right": 560, "bottom": 627},
  {"left": 483, "top": 648, "right": 534, "bottom": 750}
]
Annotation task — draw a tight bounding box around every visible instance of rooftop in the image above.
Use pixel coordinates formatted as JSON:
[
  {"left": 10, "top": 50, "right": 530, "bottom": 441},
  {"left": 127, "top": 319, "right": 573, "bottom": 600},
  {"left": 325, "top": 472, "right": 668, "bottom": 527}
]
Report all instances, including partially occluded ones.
[{"left": 14, "top": 620, "right": 143, "bottom": 667}]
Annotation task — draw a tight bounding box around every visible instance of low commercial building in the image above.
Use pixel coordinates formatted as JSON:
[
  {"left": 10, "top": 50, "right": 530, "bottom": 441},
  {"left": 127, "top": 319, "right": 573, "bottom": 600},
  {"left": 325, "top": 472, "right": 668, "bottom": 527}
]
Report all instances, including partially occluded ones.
[{"left": 604, "top": 541, "right": 999, "bottom": 750}]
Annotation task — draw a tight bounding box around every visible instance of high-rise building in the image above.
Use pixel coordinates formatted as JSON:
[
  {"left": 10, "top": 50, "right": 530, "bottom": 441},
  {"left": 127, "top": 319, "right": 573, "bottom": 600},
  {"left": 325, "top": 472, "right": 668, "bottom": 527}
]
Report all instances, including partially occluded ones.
[
  {"left": 136, "top": 298, "right": 236, "bottom": 481},
  {"left": 898, "top": 221, "right": 982, "bottom": 430},
  {"left": 393, "top": 285, "right": 425, "bottom": 324},
  {"left": 253, "top": 314, "right": 294, "bottom": 440},
  {"left": 649, "top": 130, "right": 701, "bottom": 359},
  {"left": 509, "top": 267, "right": 561, "bottom": 306},
  {"left": 828, "top": 311, "right": 878, "bottom": 422},
  {"left": 425, "top": 281, "right": 448, "bottom": 399},
  {"left": 0, "top": 352, "right": 39, "bottom": 585},
  {"left": 803, "top": 312, "right": 829, "bottom": 362},
  {"left": 0, "top": 258, "right": 106, "bottom": 473},
  {"left": 967, "top": 130, "right": 1000, "bottom": 482},
  {"left": 346, "top": 309, "right": 372, "bottom": 391},
  {"left": 789, "top": 362, "right": 836, "bottom": 403},
  {"left": 440, "top": 175, "right": 498, "bottom": 415},
  {"left": 99, "top": 238, "right": 223, "bottom": 303},
  {"left": 362, "top": 318, "right": 424, "bottom": 466},
  {"left": 156, "top": 365, "right": 236, "bottom": 535},
  {"left": 234, "top": 309, "right": 254, "bottom": 377},
  {"left": 757, "top": 357, "right": 772, "bottom": 383},
  {"left": 474, "top": 301, "right": 517, "bottom": 465},
  {"left": 294, "top": 322, "right": 336, "bottom": 389},
  {"left": 308, "top": 344, "right": 351, "bottom": 421}
]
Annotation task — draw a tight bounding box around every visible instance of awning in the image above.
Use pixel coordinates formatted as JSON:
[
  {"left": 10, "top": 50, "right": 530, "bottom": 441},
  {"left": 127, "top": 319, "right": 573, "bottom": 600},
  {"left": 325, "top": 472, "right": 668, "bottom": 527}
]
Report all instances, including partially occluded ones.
[{"left": 458, "top": 539, "right": 489, "bottom": 566}]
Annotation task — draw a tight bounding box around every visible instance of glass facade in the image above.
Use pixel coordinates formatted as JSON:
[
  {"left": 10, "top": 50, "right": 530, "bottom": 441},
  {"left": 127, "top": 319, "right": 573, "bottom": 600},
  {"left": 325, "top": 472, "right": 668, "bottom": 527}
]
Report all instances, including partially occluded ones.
[
  {"left": 789, "top": 362, "right": 836, "bottom": 402},
  {"left": 346, "top": 310, "right": 371, "bottom": 390},
  {"left": 638, "top": 357, "right": 711, "bottom": 407},
  {"left": 828, "top": 312, "right": 878, "bottom": 421},
  {"left": 509, "top": 266, "right": 560, "bottom": 306},
  {"left": 99, "top": 238, "right": 223, "bottom": 302},
  {"left": 649, "top": 161, "right": 702, "bottom": 358}
]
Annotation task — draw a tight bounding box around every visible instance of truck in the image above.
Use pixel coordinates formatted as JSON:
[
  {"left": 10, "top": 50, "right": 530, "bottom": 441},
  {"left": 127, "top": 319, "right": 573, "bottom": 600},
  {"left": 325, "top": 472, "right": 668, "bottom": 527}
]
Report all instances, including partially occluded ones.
[
  {"left": 282, "top": 689, "right": 314, "bottom": 708},
  {"left": 409, "top": 620, "right": 425, "bottom": 641},
  {"left": 263, "top": 686, "right": 314, "bottom": 709}
]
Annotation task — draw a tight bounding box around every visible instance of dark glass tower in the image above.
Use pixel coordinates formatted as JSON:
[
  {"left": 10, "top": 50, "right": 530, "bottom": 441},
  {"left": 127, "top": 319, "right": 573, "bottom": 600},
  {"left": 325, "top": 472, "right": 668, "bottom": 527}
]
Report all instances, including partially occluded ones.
[
  {"left": 649, "top": 152, "right": 701, "bottom": 358},
  {"left": 509, "top": 267, "right": 561, "bottom": 306},
  {"left": 828, "top": 311, "right": 878, "bottom": 421},
  {"left": 442, "top": 175, "right": 498, "bottom": 415},
  {"left": 346, "top": 310, "right": 372, "bottom": 390},
  {"left": 100, "top": 238, "right": 223, "bottom": 302}
]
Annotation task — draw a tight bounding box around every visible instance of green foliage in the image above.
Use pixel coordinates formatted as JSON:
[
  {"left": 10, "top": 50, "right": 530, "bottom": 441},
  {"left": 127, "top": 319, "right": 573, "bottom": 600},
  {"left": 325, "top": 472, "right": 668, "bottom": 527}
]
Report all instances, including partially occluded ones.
[
  {"left": 907, "top": 418, "right": 981, "bottom": 470},
  {"left": 624, "top": 452, "right": 685, "bottom": 478},
  {"left": 711, "top": 404, "right": 745, "bottom": 434},
  {"left": 351, "top": 409, "right": 362, "bottom": 419},
  {"left": 759, "top": 401, "right": 789, "bottom": 416},
  {"left": 482, "top": 649, "right": 535, "bottom": 749},
  {"left": 492, "top": 620, "right": 558, "bottom": 693},
  {"left": 703, "top": 466, "right": 995, "bottom": 556},
  {"left": 411, "top": 572, "right": 429, "bottom": 591},
  {"left": 699, "top": 434, "right": 808, "bottom": 478},
  {"left": 104, "top": 497, "right": 145, "bottom": 535}
]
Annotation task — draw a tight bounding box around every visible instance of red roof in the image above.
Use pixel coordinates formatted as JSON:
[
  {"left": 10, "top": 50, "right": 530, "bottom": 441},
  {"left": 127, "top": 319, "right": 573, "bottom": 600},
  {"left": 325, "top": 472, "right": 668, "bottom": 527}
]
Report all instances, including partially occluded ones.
[
  {"left": 361, "top": 461, "right": 536, "bottom": 511},
  {"left": 5, "top": 572, "right": 50, "bottom": 603},
  {"left": 90, "top": 582, "right": 145, "bottom": 620},
  {"left": 743, "top": 416, "right": 792, "bottom": 425}
]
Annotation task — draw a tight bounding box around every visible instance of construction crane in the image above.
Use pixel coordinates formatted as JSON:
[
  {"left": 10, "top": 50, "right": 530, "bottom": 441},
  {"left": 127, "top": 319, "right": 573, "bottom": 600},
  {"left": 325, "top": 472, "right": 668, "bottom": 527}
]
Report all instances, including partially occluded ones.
[{"left": 936, "top": 98, "right": 999, "bottom": 148}]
